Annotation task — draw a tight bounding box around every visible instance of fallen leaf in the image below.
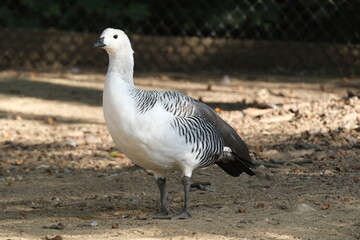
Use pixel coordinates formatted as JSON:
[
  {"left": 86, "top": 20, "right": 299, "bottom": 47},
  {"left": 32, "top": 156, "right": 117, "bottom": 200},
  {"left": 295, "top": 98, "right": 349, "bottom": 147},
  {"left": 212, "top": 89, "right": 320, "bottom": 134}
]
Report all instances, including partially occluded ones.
[
  {"left": 335, "top": 165, "right": 347, "bottom": 172},
  {"left": 338, "top": 150, "right": 346, "bottom": 156},
  {"left": 135, "top": 214, "right": 148, "bottom": 220},
  {"left": 18, "top": 212, "right": 26, "bottom": 219},
  {"left": 320, "top": 84, "right": 326, "bottom": 92},
  {"left": 322, "top": 203, "right": 331, "bottom": 210},
  {"left": 353, "top": 177, "right": 360, "bottom": 183},
  {"left": 312, "top": 151, "right": 327, "bottom": 160},
  {"left": 58, "top": 160, "right": 68, "bottom": 169},
  {"left": 12, "top": 159, "right": 24, "bottom": 166},
  {"left": 42, "top": 223, "right": 65, "bottom": 230},
  {"left": 255, "top": 202, "right": 265, "bottom": 208},
  {"left": 8, "top": 178, "right": 16, "bottom": 186},
  {"left": 214, "top": 107, "right": 221, "bottom": 113},
  {"left": 29, "top": 72, "right": 37, "bottom": 78},
  {"left": 44, "top": 235, "right": 63, "bottom": 240},
  {"left": 46, "top": 117, "right": 54, "bottom": 124},
  {"left": 236, "top": 86, "right": 244, "bottom": 92},
  {"left": 326, "top": 181, "right": 336, "bottom": 186},
  {"left": 109, "top": 151, "right": 126, "bottom": 158},
  {"left": 238, "top": 207, "right": 247, "bottom": 213},
  {"left": 277, "top": 205, "right": 288, "bottom": 210},
  {"left": 190, "top": 182, "right": 211, "bottom": 191}
]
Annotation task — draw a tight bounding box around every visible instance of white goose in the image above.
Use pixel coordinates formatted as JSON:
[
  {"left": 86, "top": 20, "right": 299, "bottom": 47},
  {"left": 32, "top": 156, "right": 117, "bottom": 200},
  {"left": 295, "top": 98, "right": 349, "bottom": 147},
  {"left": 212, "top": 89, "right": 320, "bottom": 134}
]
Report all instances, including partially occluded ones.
[{"left": 94, "top": 28, "right": 255, "bottom": 219}]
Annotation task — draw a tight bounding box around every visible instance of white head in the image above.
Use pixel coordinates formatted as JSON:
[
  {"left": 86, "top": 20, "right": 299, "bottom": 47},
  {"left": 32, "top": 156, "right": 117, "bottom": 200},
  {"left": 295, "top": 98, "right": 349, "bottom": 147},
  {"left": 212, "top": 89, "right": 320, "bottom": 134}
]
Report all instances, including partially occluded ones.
[
  {"left": 94, "top": 28, "right": 134, "bottom": 57},
  {"left": 94, "top": 28, "right": 134, "bottom": 80}
]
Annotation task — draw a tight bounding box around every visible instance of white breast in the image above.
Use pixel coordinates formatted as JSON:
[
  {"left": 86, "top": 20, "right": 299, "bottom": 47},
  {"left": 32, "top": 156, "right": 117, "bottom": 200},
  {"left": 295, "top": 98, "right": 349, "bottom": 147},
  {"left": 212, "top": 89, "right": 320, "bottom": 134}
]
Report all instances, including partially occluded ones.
[{"left": 103, "top": 75, "right": 197, "bottom": 173}]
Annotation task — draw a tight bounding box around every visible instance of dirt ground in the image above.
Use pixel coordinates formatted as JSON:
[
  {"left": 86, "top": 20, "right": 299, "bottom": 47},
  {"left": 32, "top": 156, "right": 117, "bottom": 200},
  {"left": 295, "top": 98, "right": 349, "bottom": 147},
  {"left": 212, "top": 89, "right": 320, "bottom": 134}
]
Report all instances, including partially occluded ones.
[{"left": 0, "top": 71, "right": 359, "bottom": 240}]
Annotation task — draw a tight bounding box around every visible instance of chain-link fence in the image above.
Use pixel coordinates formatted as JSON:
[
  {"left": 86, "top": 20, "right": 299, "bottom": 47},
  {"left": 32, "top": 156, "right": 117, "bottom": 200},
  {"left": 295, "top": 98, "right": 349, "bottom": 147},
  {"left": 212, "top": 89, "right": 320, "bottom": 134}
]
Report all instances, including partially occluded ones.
[{"left": 0, "top": 0, "right": 359, "bottom": 74}]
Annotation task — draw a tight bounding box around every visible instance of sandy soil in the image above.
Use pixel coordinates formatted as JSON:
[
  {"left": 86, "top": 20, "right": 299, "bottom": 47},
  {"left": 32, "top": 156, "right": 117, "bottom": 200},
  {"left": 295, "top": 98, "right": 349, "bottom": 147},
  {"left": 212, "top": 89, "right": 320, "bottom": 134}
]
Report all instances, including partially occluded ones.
[{"left": 0, "top": 71, "right": 359, "bottom": 240}]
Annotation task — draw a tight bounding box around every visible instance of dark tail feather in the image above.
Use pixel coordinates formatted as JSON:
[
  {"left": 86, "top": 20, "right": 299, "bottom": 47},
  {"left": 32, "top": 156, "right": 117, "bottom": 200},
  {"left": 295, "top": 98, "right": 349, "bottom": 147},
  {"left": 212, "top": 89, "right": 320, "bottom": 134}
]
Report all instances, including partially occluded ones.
[{"left": 216, "top": 153, "right": 256, "bottom": 177}]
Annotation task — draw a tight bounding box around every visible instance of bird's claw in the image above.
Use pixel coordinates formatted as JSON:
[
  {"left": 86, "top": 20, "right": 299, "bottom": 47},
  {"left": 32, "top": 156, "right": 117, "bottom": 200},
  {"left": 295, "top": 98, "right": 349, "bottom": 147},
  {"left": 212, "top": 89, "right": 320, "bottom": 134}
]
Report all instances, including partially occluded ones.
[
  {"left": 171, "top": 209, "right": 192, "bottom": 219},
  {"left": 149, "top": 208, "right": 173, "bottom": 219}
]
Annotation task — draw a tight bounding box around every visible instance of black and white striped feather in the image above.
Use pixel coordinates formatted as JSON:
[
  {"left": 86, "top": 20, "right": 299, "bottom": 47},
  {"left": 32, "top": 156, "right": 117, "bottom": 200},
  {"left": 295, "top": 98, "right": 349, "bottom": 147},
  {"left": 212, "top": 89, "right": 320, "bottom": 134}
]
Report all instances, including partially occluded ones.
[
  {"left": 171, "top": 115, "right": 223, "bottom": 168},
  {"left": 130, "top": 88, "right": 255, "bottom": 176}
]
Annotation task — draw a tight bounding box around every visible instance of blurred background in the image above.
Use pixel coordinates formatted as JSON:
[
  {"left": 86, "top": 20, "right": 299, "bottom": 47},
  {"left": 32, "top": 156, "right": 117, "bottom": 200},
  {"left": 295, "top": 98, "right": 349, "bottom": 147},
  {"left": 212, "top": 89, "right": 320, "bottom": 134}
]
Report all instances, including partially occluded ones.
[{"left": 0, "top": 0, "right": 359, "bottom": 75}]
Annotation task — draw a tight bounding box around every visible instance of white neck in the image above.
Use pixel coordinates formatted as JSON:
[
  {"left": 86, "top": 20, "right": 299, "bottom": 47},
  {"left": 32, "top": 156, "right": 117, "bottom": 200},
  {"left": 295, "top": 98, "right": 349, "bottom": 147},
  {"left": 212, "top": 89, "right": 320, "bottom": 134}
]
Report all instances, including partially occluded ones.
[{"left": 106, "top": 50, "right": 134, "bottom": 86}]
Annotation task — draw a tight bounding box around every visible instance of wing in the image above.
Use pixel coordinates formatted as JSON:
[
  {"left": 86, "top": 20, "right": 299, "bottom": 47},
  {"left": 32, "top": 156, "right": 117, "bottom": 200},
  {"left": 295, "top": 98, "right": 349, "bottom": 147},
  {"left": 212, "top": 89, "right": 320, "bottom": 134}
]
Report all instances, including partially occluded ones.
[
  {"left": 171, "top": 115, "right": 224, "bottom": 168},
  {"left": 131, "top": 89, "right": 255, "bottom": 176},
  {"left": 191, "top": 100, "right": 255, "bottom": 176},
  {"left": 156, "top": 91, "right": 255, "bottom": 176}
]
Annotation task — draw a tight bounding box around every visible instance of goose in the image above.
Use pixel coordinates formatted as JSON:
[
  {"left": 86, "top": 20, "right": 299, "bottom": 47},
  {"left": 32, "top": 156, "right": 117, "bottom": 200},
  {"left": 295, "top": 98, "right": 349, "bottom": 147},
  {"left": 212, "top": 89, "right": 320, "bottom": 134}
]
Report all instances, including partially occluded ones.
[{"left": 94, "top": 28, "right": 255, "bottom": 219}]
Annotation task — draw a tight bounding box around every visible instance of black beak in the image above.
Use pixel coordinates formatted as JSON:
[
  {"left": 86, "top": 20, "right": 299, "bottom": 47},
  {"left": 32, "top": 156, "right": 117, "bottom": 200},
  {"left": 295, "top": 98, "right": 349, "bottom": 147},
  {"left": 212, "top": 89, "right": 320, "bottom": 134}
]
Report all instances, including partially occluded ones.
[{"left": 93, "top": 37, "right": 106, "bottom": 48}]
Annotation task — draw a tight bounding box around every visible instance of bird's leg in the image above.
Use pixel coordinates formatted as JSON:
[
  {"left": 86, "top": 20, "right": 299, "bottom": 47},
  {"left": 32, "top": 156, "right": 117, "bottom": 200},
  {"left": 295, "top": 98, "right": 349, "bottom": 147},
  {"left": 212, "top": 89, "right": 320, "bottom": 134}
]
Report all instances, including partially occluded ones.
[
  {"left": 172, "top": 176, "right": 192, "bottom": 219},
  {"left": 150, "top": 177, "right": 172, "bottom": 218}
]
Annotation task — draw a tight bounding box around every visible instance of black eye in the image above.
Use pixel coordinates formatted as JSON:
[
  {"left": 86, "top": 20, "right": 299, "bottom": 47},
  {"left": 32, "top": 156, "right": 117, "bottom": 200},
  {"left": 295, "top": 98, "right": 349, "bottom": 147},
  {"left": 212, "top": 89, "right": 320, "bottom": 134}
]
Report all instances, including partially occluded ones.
[{"left": 113, "top": 35, "right": 118, "bottom": 39}]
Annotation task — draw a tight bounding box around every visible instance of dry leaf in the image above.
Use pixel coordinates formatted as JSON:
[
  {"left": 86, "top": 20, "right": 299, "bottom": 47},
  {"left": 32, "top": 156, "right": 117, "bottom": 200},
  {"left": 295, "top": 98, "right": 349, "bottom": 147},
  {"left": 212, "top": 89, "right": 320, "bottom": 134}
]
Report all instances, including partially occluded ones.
[
  {"left": 12, "top": 159, "right": 24, "bottom": 166},
  {"left": 236, "top": 86, "right": 244, "bottom": 92},
  {"left": 8, "top": 178, "right": 16, "bottom": 186},
  {"left": 42, "top": 223, "right": 65, "bottom": 230},
  {"left": 238, "top": 207, "right": 247, "bottom": 213},
  {"left": 214, "top": 107, "right": 221, "bottom": 113},
  {"left": 44, "top": 235, "right": 63, "bottom": 240},
  {"left": 29, "top": 72, "right": 37, "bottom": 78},
  {"left": 18, "top": 212, "right": 26, "bottom": 219},
  {"left": 112, "top": 223, "right": 119, "bottom": 229},
  {"left": 312, "top": 151, "right": 327, "bottom": 160},
  {"left": 326, "top": 181, "right": 336, "bottom": 186},
  {"left": 255, "top": 202, "right": 265, "bottom": 208},
  {"left": 109, "top": 151, "right": 126, "bottom": 158},
  {"left": 136, "top": 214, "right": 148, "bottom": 220},
  {"left": 320, "top": 84, "right": 326, "bottom": 92},
  {"left": 353, "top": 177, "right": 360, "bottom": 183},
  {"left": 46, "top": 117, "right": 54, "bottom": 124},
  {"left": 338, "top": 150, "right": 346, "bottom": 156},
  {"left": 58, "top": 160, "right": 68, "bottom": 169},
  {"left": 322, "top": 203, "right": 330, "bottom": 210}
]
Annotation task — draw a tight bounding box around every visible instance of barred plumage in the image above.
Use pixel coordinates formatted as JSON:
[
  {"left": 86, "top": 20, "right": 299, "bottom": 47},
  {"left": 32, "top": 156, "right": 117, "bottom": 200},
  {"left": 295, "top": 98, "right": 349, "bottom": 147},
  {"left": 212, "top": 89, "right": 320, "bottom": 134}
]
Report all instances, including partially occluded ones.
[
  {"left": 171, "top": 115, "right": 223, "bottom": 168},
  {"left": 130, "top": 88, "right": 225, "bottom": 169},
  {"left": 97, "top": 28, "right": 255, "bottom": 219},
  {"left": 130, "top": 88, "right": 195, "bottom": 116}
]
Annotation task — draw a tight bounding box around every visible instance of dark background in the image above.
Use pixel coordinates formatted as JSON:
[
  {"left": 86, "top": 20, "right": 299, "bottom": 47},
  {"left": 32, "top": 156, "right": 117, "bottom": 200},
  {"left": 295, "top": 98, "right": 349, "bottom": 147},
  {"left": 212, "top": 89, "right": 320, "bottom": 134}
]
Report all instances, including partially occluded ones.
[{"left": 1, "top": 0, "right": 359, "bottom": 74}]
